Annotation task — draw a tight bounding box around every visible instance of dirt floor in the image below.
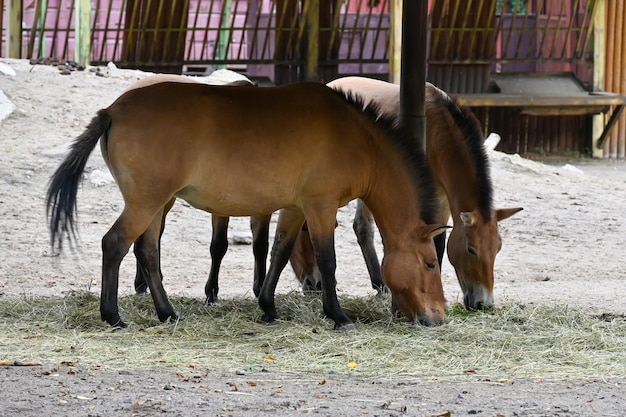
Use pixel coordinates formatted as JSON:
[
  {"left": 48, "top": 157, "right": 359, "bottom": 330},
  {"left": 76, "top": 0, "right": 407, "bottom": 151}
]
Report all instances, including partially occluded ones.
[{"left": 1, "top": 58, "right": 625, "bottom": 416}]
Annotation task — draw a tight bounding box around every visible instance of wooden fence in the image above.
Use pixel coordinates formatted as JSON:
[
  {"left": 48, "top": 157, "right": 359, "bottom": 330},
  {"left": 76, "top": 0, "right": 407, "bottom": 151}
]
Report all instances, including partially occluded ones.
[{"left": 1, "top": 0, "right": 624, "bottom": 158}]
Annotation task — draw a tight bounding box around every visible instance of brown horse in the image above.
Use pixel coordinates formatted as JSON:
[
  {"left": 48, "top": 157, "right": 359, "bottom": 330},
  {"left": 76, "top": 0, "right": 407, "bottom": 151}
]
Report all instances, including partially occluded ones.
[
  {"left": 46, "top": 81, "right": 448, "bottom": 329},
  {"left": 119, "top": 74, "right": 270, "bottom": 303},
  {"left": 290, "top": 77, "right": 522, "bottom": 310}
]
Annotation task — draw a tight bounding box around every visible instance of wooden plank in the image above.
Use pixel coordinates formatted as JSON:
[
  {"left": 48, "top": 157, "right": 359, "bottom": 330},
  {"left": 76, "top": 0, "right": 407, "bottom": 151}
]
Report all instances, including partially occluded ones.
[
  {"left": 454, "top": 93, "right": 626, "bottom": 108},
  {"left": 304, "top": 0, "right": 319, "bottom": 81},
  {"left": 7, "top": 0, "right": 22, "bottom": 58},
  {"left": 388, "top": 0, "right": 401, "bottom": 84}
]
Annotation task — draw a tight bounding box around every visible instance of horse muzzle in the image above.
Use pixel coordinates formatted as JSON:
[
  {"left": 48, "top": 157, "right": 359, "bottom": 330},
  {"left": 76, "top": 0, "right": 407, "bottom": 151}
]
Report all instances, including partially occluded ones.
[
  {"left": 463, "top": 285, "right": 494, "bottom": 311},
  {"left": 415, "top": 309, "right": 444, "bottom": 327}
]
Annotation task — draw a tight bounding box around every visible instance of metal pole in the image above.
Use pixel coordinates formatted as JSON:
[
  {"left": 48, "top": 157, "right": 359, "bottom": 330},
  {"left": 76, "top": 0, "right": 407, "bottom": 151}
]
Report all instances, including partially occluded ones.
[{"left": 399, "top": 0, "right": 428, "bottom": 152}]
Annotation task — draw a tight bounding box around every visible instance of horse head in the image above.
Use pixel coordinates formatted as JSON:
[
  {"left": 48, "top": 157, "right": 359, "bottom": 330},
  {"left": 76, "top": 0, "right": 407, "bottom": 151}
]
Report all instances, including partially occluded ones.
[
  {"left": 446, "top": 207, "right": 522, "bottom": 310},
  {"left": 381, "top": 224, "right": 449, "bottom": 326}
]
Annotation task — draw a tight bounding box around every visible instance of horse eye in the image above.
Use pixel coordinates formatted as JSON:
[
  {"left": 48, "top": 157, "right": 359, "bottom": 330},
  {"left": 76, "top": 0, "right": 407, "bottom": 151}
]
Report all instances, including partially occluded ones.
[
  {"left": 467, "top": 246, "right": 477, "bottom": 256},
  {"left": 426, "top": 262, "right": 436, "bottom": 270}
]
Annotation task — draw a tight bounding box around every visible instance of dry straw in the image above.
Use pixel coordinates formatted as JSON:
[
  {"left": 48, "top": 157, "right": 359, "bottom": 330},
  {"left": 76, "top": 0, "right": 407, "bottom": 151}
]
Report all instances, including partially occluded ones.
[{"left": 0, "top": 292, "right": 624, "bottom": 380}]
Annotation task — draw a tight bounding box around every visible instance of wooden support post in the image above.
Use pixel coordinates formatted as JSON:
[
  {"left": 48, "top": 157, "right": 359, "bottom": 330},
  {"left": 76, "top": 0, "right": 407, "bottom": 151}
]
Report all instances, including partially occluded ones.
[
  {"left": 593, "top": 0, "right": 606, "bottom": 157},
  {"left": 7, "top": 0, "right": 22, "bottom": 58},
  {"left": 305, "top": 0, "right": 320, "bottom": 81},
  {"left": 400, "top": 1, "right": 428, "bottom": 152},
  {"left": 389, "top": 0, "right": 402, "bottom": 84},
  {"left": 75, "top": 0, "right": 91, "bottom": 66}
]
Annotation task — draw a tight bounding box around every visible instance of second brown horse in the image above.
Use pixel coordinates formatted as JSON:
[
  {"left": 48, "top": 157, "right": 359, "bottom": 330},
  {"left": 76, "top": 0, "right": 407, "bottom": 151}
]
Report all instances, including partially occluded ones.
[{"left": 291, "top": 77, "right": 522, "bottom": 310}]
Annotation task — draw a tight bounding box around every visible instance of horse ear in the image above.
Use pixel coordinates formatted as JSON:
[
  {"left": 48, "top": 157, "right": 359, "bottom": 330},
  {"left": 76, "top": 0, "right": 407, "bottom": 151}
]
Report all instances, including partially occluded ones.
[
  {"left": 495, "top": 207, "right": 523, "bottom": 222},
  {"left": 460, "top": 212, "right": 477, "bottom": 227},
  {"left": 421, "top": 225, "right": 451, "bottom": 240}
]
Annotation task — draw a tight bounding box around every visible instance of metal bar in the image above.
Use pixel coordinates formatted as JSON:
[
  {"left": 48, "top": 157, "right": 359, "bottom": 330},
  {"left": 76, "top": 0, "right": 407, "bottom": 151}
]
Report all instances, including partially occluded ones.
[
  {"left": 199, "top": 0, "right": 216, "bottom": 61},
  {"left": 186, "top": 0, "right": 201, "bottom": 60},
  {"left": 578, "top": 0, "right": 596, "bottom": 59},
  {"left": 61, "top": 0, "right": 76, "bottom": 60},
  {"left": 27, "top": 0, "right": 41, "bottom": 58},
  {"left": 562, "top": 0, "right": 580, "bottom": 59},
  {"left": 547, "top": 0, "right": 565, "bottom": 59},
  {"left": 112, "top": 0, "right": 127, "bottom": 61},
  {"left": 236, "top": 0, "right": 251, "bottom": 61},
  {"left": 325, "top": 0, "right": 342, "bottom": 61},
  {"left": 370, "top": 0, "right": 386, "bottom": 61},
  {"left": 345, "top": 0, "right": 363, "bottom": 60}
]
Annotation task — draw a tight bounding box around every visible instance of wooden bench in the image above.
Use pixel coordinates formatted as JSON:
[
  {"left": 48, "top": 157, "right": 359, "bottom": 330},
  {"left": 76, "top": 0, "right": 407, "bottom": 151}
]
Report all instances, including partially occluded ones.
[{"left": 451, "top": 72, "right": 626, "bottom": 149}]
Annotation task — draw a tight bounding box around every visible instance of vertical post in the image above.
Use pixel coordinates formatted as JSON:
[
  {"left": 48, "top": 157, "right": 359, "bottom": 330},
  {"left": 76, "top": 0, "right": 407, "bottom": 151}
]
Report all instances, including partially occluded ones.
[
  {"left": 75, "top": 0, "right": 91, "bottom": 66},
  {"left": 7, "top": 0, "right": 22, "bottom": 58},
  {"left": 217, "top": 0, "right": 232, "bottom": 69},
  {"left": 400, "top": 1, "right": 428, "bottom": 152},
  {"left": 389, "top": 0, "right": 402, "bottom": 84},
  {"left": 592, "top": 0, "right": 606, "bottom": 157},
  {"left": 305, "top": 0, "right": 319, "bottom": 81}
]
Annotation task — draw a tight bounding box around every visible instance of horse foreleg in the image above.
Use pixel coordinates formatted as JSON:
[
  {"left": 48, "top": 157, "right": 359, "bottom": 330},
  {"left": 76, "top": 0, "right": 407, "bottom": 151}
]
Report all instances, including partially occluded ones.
[
  {"left": 353, "top": 200, "right": 385, "bottom": 292},
  {"left": 133, "top": 198, "right": 175, "bottom": 294},
  {"left": 205, "top": 215, "right": 229, "bottom": 304},
  {"left": 305, "top": 207, "right": 354, "bottom": 331},
  {"left": 258, "top": 207, "right": 305, "bottom": 323},
  {"left": 251, "top": 214, "right": 272, "bottom": 297}
]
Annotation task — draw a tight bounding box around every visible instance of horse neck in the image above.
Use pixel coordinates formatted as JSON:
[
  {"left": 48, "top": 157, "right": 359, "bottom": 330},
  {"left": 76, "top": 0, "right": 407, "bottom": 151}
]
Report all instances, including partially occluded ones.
[
  {"left": 362, "top": 152, "right": 428, "bottom": 249},
  {"left": 427, "top": 110, "right": 483, "bottom": 221}
]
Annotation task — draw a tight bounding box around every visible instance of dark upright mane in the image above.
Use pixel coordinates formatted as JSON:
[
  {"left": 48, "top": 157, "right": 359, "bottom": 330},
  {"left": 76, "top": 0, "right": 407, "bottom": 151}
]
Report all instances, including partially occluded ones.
[
  {"left": 439, "top": 94, "right": 494, "bottom": 220},
  {"left": 332, "top": 88, "right": 440, "bottom": 225}
]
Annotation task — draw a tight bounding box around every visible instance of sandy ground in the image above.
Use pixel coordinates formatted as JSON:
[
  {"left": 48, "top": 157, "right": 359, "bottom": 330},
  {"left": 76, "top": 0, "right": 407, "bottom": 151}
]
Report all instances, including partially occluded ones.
[{"left": 1, "top": 58, "right": 625, "bottom": 416}]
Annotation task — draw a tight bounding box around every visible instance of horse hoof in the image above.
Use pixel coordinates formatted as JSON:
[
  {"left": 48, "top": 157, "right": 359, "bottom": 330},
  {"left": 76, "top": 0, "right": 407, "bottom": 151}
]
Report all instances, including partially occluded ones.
[
  {"left": 158, "top": 312, "right": 178, "bottom": 323},
  {"left": 334, "top": 322, "right": 356, "bottom": 332},
  {"left": 108, "top": 317, "right": 127, "bottom": 328},
  {"left": 261, "top": 312, "right": 279, "bottom": 324}
]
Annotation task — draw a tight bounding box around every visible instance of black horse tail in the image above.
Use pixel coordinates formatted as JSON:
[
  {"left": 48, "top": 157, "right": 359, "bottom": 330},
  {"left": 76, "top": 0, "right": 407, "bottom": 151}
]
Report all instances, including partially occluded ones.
[{"left": 46, "top": 109, "right": 112, "bottom": 251}]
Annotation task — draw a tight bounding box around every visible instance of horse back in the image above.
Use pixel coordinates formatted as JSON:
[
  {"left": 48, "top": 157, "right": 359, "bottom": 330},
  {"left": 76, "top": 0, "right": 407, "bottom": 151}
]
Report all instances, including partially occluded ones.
[{"left": 103, "top": 82, "right": 376, "bottom": 216}]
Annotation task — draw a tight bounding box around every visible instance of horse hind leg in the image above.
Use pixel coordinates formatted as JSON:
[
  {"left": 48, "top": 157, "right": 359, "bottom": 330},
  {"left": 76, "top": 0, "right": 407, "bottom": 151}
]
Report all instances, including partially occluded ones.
[
  {"left": 353, "top": 200, "right": 385, "bottom": 293},
  {"left": 205, "top": 215, "right": 229, "bottom": 304},
  {"left": 132, "top": 206, "right": 178, "bottom": 323},
  {"left": 258, "top": 207, "right": 305, "bottom": 323},
  {"left": 101, "top": 205, "right": 175, "bottom": 327},
  {"left": 134, "top": 198, "right": 176, "bottom": 294},
  {"left": 251, "top": 214, "right": 272, "bottom": 297}
]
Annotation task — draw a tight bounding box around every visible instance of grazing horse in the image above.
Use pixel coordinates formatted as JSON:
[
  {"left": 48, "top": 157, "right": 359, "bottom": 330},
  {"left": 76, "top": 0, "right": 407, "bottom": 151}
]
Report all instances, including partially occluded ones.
[
  {"left": 120, "top": 74, "right": 269, "bottom": 303},
  {"left": 290, "top": 77, "right": 522, "bottom": 310},
  {"left": 46, "top": 81, "right": 448, "bottom": 329}
]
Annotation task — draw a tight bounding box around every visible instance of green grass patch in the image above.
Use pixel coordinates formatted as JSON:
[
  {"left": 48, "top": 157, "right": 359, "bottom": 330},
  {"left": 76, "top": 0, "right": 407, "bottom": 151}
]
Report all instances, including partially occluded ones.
[{"left": 0, "top": 292, "right": 624, "bottom": 380}]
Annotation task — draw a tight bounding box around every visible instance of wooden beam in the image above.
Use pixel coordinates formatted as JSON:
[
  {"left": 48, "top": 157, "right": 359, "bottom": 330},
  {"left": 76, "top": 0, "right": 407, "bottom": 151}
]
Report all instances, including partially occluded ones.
[
  {"left": 75, "top": 0, "right": 91, "bottom": 66},
  {"left": 7, "top": 0, "right": 22, "bottom": 58}
]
